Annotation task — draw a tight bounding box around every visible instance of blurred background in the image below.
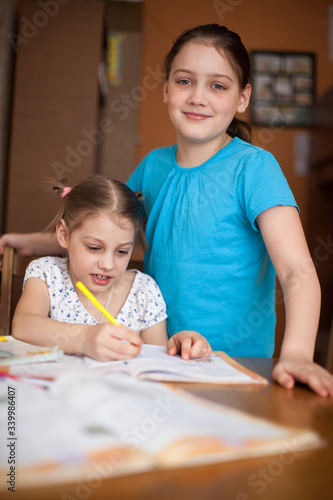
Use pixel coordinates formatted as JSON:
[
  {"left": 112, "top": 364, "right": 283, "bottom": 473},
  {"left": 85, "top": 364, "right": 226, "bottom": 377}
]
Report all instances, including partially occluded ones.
[{"left": 0, "top": 0, "right": 332, "bottom": 362}]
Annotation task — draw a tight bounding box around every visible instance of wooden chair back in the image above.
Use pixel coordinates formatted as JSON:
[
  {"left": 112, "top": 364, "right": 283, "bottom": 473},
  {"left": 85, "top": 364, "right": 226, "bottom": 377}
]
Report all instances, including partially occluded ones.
[
  {"left": 328, "top": 316, "right": 333, "bottom": 374},
  {"left": 0, "top": 246, "right": 36, "bottom": 336}
]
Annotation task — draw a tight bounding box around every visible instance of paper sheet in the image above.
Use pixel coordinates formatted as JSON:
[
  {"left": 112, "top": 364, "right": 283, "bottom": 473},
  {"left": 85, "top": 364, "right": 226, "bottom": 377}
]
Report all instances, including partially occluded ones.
[{"left": 85, "top": 344, "right": 267, "bottom": 384}]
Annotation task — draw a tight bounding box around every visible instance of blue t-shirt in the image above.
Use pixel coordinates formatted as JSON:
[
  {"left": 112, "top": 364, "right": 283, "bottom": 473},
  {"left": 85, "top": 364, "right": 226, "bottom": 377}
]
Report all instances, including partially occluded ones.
[{"left": 127, "top": 137, "right": 298, "bottom": 356}]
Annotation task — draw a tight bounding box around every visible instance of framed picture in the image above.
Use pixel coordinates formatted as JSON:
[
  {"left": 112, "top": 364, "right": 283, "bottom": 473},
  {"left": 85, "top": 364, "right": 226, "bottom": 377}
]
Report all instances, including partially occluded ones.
[{"left": 250, "top": 51, "right": 315, "bottom": 127}]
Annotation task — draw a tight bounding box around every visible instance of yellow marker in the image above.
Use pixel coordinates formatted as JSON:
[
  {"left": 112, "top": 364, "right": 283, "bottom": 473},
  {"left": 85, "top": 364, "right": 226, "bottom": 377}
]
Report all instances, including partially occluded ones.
[
  {"left": 0, "top": 337, "right": 9, "bottom": 342},
  {"left": 76, "top": 281, "right": 121, "bottom": 327},
  {"left": 27, "top": 351, "right": 53, "bottom": 356}
]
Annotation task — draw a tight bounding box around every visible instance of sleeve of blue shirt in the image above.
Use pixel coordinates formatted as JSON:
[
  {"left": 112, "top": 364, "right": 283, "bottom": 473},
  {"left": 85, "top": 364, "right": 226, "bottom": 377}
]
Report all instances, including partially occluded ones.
[{"left": 238, "top": 149, "right": 299, "bottom": 231}]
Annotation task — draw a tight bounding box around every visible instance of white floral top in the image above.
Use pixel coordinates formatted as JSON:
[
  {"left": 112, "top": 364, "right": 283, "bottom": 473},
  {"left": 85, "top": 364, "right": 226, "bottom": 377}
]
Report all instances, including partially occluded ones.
[{"left": 23, "top": 257, "right": 167, "bottom": 332}]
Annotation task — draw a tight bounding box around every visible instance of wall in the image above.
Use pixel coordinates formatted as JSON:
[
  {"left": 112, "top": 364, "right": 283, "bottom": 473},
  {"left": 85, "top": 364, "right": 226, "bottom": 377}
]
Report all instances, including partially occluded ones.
[
  {"left": 135, "top": 0, "right": 333, "bottom": 354},
  {"left": 0, "top": 0, "right": 17, "bottom": 232},
  {"left": 5, "top": 0, "right": 105, "bottom": 232}
]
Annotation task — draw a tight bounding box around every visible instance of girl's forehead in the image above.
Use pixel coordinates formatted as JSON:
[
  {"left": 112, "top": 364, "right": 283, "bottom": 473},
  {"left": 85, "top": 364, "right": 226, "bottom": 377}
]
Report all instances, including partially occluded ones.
[
  {"left": 78, "top": 212, "right": 135, "bottom": 233},
  {"left": 171, "top": 41, "right": 233, "bottom": 73}
]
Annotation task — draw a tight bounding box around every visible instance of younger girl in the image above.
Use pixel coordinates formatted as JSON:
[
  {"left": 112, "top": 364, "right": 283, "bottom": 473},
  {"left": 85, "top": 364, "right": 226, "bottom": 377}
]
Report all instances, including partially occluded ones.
[{"left": 11, "top": 175, "right": 211, "bottom": 361}]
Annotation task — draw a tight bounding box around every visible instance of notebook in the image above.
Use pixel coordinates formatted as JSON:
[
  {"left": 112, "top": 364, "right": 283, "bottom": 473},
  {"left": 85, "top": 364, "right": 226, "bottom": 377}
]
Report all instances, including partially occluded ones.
[
  {"left": 85, "top": 344, "right": 268, "bottom": 384},
  {"left": 0, "top": 336, "right": 63, "bottom": 366}
]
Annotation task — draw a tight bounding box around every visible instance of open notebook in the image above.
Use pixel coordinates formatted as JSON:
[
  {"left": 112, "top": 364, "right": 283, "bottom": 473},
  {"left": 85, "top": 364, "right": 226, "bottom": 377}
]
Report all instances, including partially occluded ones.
[
  {"left": 2, "top": 339, "right": 267, "bottom": 386},
  {"left": 85, "top": 344, "right": 268, "bottom": 384},
  {"left": 0, "top": 373, "right": 322, "bottom": 489}
]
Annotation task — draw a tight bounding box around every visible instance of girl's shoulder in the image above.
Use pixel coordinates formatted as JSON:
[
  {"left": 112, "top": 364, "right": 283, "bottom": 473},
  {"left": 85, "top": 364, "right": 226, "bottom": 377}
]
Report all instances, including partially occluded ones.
[
  {"left": 144, "top": 144, "right": 176, "bottom": 159},
  {"left": 231, "top": 137, "right": 277, "bottom": 162},
  {"left": 129, "top": 146, "right": 176, "bottom": 190},
  {"left": 225, "top": 138, "right": 282, "bottom": 179},
  {"left": 125, "top": 269, "right": 165, "bottom": 299},
  {"left": 25, "top": 256, "right": 69, "bottom": 283},
  {"left": 139, "top": 145, "right": 176, "bottom": 169},
  {"left": 26, "top": 255, "right": 68, "bottom": 272}
]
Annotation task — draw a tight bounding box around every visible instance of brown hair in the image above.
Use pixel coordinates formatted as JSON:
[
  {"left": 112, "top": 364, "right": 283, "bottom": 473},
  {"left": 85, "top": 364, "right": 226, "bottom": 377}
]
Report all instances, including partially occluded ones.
[
  {"left": 45, "top": 175, "right": 146, "bottom": 249},
  {"left": 163, "top": 24, "right": 251, "bottom": 143}
]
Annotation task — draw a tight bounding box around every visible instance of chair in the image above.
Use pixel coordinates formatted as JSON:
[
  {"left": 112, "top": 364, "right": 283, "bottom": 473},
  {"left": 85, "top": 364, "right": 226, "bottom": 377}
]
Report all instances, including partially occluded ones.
[
  {"left": 328, "top": 315, "right": 333, "bottom": 374},
  {"left": 0, "top": 245, "right": 144, "bottom": 337},
  {"left": 0, "top": 246, "right": 36, "bottom": 336},
  {"left": 128, "top": 244, "right": 144, "bottom": 272}
]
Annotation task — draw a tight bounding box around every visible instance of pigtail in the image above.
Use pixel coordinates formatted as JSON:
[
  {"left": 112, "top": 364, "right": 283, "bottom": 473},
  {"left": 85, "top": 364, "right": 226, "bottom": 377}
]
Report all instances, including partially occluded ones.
[
  {"left": 133, "top": 191, "right": 147, "bottom": 250},
  {"left": 134, "top": 191, "right": 143, "bottom": 202},
  {"left": 43, "top": 178, "right": 71, "bottom": 234},
  {"left": 50, "top": 178, "right": 67, "bottom": 194}
]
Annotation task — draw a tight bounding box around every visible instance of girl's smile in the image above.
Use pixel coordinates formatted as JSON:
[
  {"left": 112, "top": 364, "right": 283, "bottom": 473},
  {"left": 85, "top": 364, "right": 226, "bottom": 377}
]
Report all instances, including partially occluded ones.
[
  {"left": 184, "top": 111, "right": 211, "bottom": 120},
  {"left": 91, "top": 273, "right": 113, "bottom": 286}
]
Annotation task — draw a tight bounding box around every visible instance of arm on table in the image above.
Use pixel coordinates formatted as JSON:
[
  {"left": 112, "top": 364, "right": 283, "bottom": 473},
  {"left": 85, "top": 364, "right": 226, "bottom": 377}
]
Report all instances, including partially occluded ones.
[{"left": 257, "top": 206, "right": 333, "bottom": 397}]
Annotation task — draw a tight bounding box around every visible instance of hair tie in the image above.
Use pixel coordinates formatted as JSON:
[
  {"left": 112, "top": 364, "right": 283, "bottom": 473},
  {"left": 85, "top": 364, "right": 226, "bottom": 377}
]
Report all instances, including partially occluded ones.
[{"left": 61, "top": 187, "right": 72, "bottom": 198}]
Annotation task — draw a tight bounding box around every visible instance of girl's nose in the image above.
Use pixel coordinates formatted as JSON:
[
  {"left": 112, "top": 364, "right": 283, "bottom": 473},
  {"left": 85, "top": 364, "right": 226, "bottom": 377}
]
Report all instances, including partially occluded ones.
[
  {"left": 98, "top": 254, "right": 114, "bottom": 271},
  {"left": 188, "top": 85, "right": 208, "bottom": 106}
]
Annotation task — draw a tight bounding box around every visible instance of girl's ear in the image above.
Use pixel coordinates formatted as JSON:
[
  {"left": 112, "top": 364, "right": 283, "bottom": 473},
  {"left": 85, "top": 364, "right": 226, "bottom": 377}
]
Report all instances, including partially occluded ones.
[
  {"left": 56, "top": 219, "right": 70, "bottom": 249},
  {"left": 163, "top": 81, "right": 169, "bottom": 104},
  {"left": 237, "top": 83, "right": 252, "bottom": 114}
]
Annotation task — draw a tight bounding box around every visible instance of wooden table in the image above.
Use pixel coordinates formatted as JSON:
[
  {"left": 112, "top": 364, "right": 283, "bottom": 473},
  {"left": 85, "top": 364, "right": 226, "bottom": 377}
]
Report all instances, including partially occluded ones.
[{"left": 9, "top": 358, "right": 333, "bottom": 500}]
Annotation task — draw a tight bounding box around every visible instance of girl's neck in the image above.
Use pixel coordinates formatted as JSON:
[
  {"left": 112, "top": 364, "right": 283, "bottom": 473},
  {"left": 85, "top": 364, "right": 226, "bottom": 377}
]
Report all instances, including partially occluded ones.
[{"left": 176, "top": 134, "right": 230, "bottom": 169}]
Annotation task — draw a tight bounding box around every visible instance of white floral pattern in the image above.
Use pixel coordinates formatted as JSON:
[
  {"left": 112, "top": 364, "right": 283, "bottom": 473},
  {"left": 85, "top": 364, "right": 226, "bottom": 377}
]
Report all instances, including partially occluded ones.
[{"left": 23, "top": 257, "right": 167, "bottom": 332}]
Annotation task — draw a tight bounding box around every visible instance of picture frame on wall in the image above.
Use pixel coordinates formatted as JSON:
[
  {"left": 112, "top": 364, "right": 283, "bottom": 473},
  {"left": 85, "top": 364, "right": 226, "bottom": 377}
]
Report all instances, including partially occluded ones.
[{"left": 250, "top": 51, "right": 315, "bottom": 127}]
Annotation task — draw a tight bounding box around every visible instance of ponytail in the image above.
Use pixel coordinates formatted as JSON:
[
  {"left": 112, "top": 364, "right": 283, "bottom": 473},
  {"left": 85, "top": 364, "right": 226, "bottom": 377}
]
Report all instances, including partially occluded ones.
[{"left": 227, "top": 117, "right": 251, "bottom": 143}]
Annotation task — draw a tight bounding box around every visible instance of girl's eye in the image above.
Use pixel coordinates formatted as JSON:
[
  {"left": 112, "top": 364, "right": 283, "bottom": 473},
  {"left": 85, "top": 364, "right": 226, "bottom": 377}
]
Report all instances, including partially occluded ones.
[
  {"left": 117, "top": 250, "right": 129, "bottom": 256},
  {"left": 211, "top": 83, "right": 225, "bottom": 90},
  {"left": 178, "top": 79, "right": 192, "bottom": 85},
  {"left": 88, "top": 246, "right": 100, "bottom": 251}
]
